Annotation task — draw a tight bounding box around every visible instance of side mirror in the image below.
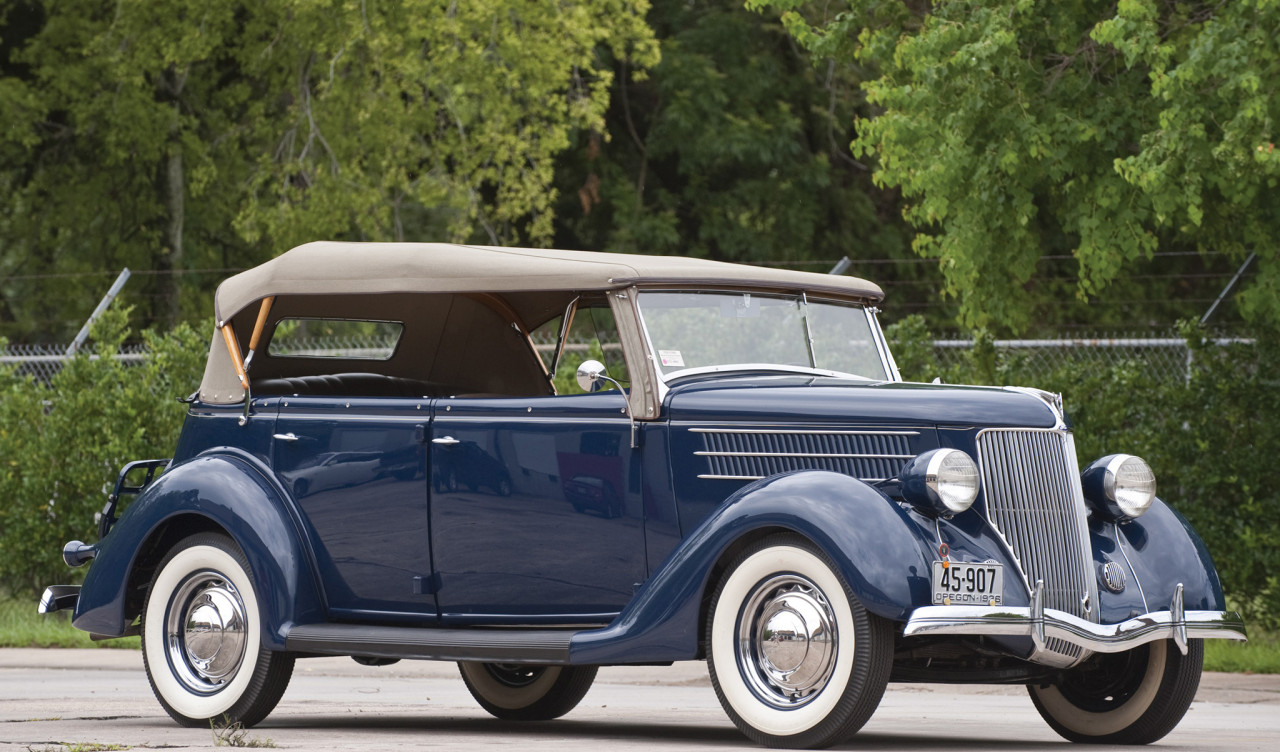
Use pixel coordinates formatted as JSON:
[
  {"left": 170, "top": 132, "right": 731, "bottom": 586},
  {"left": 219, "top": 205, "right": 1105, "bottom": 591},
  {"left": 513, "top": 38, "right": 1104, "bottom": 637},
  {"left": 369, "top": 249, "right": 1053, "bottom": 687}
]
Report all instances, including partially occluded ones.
[
  {"left": 576, "top": 359, "right": 608, "bottom": 393},
  {"left": 574, "top": 359, "right": 639, "bottom": 449}
]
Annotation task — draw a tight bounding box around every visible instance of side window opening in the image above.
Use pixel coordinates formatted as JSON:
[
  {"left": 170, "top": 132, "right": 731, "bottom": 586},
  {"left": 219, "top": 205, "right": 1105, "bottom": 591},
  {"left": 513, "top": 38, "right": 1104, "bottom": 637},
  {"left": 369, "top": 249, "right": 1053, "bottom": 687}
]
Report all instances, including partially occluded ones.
[
  {"left": 248, "top": 292, "right": 552, "bottom": 399},
  {"left": 267, "top": 318, "right": 404, "bottom": 360},
  {"left": 534, "top": 301, "right": 629, "bottom": 395}
]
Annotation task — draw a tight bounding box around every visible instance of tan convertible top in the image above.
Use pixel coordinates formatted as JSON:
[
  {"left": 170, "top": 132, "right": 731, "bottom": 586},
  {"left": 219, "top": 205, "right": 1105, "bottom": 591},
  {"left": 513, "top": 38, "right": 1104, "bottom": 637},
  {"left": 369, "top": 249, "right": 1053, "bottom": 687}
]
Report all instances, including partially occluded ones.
[{"left": 214, "top": 241, "right": 882, "bottom": 323}]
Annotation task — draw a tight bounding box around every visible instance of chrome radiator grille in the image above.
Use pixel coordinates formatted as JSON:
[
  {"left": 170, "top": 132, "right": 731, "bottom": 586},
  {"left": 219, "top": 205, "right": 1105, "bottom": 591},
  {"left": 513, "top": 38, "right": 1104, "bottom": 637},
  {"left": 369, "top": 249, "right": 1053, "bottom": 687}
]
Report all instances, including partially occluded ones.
[
  {"left": 693, "top": 428, "right": 916, "bottom": 481},
  {"left": 977, "top": 429, "right": 1097, "bottom": 663}
]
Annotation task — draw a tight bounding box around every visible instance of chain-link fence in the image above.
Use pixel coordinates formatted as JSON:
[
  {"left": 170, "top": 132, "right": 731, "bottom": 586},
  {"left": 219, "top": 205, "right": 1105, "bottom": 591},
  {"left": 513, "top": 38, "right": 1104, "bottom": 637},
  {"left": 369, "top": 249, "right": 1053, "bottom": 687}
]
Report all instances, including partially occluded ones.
[
  {"left": 3, "top": 333, "right": 1253, "bottom": 386},
  {"left": 929, "top": 333, "right": 1253, "bottom": 383},
  {"left": 0, "top": 342, "right": 149, "bottom": 383}
]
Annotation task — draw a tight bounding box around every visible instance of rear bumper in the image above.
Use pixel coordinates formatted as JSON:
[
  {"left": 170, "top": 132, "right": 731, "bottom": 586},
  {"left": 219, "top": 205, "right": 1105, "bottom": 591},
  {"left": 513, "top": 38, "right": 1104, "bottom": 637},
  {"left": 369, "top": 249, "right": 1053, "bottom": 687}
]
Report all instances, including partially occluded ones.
[
  {"left": 904, "top": 583, "right": 1246, "bottom": 657},
  {"left": 38, "top": 585, "right": 81, "bottom": 615}
]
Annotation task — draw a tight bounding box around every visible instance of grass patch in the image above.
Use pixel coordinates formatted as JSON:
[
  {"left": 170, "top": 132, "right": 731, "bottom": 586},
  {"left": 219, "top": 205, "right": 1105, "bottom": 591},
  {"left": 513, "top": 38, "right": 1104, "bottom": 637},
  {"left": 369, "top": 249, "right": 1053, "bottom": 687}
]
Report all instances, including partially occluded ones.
[
  {"left": 0, "top": 597, "right": 138, "bottom": 649},
  {"left": 211, "top": 717, "right": 276, "bottom": 748},
  {"left": 1204, "top": 628, "right": 1280, "bottom": 674}
]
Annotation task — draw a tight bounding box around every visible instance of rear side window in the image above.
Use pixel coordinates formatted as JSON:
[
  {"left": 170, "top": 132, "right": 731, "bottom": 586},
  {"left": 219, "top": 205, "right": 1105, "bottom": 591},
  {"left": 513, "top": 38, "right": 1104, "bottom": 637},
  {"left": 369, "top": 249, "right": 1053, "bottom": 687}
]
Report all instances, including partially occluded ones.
[{"left": 267, "top": 318, "right": 404, "bottom": 361}]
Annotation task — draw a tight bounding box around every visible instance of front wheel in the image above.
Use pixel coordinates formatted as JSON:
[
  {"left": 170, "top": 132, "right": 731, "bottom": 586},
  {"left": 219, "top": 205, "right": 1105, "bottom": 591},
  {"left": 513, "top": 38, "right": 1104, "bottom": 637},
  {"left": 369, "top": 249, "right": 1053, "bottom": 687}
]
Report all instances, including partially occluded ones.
[
  {"left": 706, "top": 534, "right": 892, "bottom": 749},
  {"left": 142, "top": 532, "right": 294, "bottom": 728},
  {"left": 1028, "top": 639, "right": 1203, "bottom": 744},
  {"left": 458, "top": 662, "right": 597, "bottom": 720}
]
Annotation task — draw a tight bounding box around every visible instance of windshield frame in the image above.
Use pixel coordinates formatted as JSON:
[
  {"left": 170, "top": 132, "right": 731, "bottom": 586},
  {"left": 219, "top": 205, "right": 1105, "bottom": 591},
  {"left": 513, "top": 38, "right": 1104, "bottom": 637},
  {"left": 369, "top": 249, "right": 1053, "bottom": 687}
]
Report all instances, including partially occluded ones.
[{"left": 634, "top": 289, "right": 900, "bottom": 388}]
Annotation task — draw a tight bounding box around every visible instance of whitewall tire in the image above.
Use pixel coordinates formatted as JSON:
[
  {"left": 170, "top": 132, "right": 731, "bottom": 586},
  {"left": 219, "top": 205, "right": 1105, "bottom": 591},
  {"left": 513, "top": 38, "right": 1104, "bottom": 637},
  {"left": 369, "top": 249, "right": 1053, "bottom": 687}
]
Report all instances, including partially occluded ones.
[
  {"left": 1029, "top": 639, "right": 1203, "bottom": 744},
  {"left": 706, "top": 533, "right": 892, "bottom": 749},
  {"left": 459, "top": 662, "right": 598, "bottom": 720},
  {"left": 142, "top": 532, "right": 294, "bottom": 727}
]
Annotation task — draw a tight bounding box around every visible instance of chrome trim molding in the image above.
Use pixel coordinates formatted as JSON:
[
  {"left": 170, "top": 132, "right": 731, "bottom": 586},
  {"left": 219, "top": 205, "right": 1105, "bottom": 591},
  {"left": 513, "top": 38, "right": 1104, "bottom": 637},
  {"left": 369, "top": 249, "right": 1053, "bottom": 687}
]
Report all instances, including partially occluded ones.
[
  {"left": 689, "top": 428, "right": 919, "bottom": 436},
  {"left": 695, "top": 451, "right": 913, "bottom": 459},
  {"left": 696, "top": 474, "right": 889, "bottom": 482},
  {"left": 904, "top": 583, "right": 1247, "bottom": 659},
  {"left": 694, "top": 429, "right": 916, "bottom": 483}
]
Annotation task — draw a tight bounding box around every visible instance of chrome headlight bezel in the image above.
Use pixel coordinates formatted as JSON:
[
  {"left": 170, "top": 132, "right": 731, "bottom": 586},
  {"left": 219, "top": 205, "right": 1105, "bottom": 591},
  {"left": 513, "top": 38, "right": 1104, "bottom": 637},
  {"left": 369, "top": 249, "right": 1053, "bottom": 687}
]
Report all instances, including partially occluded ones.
[
  {"left": 1081, "top": 453, "right": 1157, "bottom": 521},
  {"left": 900, "top": 448, "right": 981, "bottom": 517}
]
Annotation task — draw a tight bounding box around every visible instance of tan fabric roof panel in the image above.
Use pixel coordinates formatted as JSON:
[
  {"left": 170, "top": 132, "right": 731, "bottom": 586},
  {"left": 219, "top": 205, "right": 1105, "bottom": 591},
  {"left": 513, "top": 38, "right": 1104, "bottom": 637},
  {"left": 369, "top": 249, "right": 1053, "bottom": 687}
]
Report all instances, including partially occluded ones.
[{"left": 214, "top": 242, "right": 883, "bottom": 323}]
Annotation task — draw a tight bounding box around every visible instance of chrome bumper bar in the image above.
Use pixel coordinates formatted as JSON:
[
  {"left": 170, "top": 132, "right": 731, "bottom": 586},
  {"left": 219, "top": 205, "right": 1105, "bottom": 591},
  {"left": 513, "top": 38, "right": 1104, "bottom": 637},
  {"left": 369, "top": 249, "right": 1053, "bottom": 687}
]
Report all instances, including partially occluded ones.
[
  {"left": 904, "top": 582, "right": 1247, "bottom": 656},
  {"left": 38, "top": 585, "right": 81, "bottom": 615}
]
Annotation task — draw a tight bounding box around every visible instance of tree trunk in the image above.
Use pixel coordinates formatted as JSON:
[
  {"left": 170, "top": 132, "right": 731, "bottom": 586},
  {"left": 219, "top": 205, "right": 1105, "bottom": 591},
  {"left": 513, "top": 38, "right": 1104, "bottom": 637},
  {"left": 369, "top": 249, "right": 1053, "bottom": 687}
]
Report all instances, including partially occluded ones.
[
  {"left": 164, "top": 144, "right": 184, "bottom": 326},
  {"left": 159, "top": 65, "right": 188, "bottom": 328}
]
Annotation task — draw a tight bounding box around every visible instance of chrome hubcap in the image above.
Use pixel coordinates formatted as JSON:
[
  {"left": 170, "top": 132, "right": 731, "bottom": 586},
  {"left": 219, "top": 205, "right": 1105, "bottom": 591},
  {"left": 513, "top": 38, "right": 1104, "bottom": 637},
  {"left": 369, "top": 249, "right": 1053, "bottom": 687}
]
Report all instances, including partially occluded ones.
[
  {"left": 165, "top": 571, "right": 248, "bottom": 694},
  {"left": 737, "top": 574, "right": 838, "bottom": 708}
]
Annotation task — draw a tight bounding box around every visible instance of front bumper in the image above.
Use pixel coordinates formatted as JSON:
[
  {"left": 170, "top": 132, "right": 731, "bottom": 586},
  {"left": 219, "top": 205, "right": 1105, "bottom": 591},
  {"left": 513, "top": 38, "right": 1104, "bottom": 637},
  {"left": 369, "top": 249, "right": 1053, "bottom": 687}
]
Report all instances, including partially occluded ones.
[{"left": 904, "top": 583, "right": 1247, "bottom": 657}]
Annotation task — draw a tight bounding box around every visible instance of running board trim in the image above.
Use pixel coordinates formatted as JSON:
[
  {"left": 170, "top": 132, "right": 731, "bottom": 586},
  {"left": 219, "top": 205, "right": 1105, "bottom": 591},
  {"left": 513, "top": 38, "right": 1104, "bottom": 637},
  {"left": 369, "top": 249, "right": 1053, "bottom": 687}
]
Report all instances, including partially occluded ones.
[{"left": 285, "top": 624, "right": 575, "bottom": 664}]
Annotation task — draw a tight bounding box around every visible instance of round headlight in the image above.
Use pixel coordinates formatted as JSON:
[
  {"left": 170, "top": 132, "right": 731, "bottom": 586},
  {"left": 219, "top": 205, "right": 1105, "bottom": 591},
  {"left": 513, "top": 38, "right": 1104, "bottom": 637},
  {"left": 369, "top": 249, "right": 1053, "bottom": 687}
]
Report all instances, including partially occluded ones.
[
  {"left": 1082, "top": 454, "right": 1156, "bottom": 520},
  {"left": 900, "top": 448, "right": 980, "bottom": 517}
]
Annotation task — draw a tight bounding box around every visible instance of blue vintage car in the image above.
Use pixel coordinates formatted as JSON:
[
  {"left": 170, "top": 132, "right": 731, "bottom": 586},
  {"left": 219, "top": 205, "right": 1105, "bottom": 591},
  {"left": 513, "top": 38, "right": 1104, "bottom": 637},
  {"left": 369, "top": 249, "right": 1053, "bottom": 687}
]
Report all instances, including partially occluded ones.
[{"left": 41, "top": 242, "right": 1246, "bottom": 748}]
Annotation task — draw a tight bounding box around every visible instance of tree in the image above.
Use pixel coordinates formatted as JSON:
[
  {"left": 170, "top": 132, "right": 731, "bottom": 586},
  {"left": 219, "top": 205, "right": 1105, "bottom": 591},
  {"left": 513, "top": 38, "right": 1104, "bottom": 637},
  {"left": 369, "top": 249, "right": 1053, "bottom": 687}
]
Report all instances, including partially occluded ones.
[
  {"left": 552, "top": 0, "right": 917, "bottom": 286},
  {"left": 234, "top": 0, "right": 657, "bottom": 250},
  {"left": 0, "top": 1, "right": 656, "bottom": 340},
  {"left": 750, "top": 0, "right": 1280, "bottom": 334}
]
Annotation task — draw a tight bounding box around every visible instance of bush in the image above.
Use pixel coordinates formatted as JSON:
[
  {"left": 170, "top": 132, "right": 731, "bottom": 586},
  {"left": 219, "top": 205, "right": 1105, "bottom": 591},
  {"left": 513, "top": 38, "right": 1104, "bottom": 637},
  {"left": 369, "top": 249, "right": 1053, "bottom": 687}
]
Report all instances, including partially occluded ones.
[
  {"left": 0, "top": 308, "right": 205, "bottom": 596},
  {"left": 886, "top": 315, "right": 1280, "bottom": 630}
]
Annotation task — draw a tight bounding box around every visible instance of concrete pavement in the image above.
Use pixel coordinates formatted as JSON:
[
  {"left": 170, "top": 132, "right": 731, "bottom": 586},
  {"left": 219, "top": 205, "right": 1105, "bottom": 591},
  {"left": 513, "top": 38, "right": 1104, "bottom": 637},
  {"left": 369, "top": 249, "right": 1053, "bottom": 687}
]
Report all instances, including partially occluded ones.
[{"left": 2, "top": 648, "right": 1277, "bottom": 750}]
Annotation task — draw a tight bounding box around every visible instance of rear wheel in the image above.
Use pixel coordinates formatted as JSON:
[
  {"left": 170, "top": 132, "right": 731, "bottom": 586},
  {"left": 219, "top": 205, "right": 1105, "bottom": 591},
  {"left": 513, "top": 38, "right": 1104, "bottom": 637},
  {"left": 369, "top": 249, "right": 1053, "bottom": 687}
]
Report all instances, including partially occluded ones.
[
  {"left": 458, "top": 662, "right": 597, "bottom": 721},
  {"left": 706, "top": 533, "right": 892, "bottom": 749},
  {"left": 142, "top": 532, "right": 294, "bottom": 728},
  {"left": 1028, "top": 639, "right": 1203, "bottom": 744}
]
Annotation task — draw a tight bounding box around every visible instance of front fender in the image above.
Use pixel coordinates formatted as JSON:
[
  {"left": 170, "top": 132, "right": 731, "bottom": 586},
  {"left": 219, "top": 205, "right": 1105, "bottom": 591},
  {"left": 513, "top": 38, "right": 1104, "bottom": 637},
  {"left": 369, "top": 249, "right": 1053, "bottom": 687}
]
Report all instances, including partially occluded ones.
[
  {"left": 570, "top": 471, "right": 935, "bottom": 664},
  {"left": 1113, "top": 497, "right": 1225, "bottom": 613},
  {"left": 73, "top": 451, "right": 323, "bottom": 649}
]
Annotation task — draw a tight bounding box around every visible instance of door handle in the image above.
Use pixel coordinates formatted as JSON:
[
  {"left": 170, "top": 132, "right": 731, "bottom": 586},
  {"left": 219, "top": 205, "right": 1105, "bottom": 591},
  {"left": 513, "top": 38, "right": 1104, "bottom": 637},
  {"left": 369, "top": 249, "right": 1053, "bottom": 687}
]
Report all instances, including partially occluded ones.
[
  {"left": 272, "top": 433, "right": 300, "bottom": 442},
  {"left": 432, "top": 436, "right": 461, "bottom": 446}
]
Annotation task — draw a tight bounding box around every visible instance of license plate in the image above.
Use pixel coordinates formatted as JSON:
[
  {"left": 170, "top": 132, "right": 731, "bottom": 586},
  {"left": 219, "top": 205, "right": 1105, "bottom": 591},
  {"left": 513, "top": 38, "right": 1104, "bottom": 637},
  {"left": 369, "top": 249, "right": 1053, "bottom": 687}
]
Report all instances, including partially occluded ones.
[{"left": 931, "top": 561, "right": 1003, "bottom": 606}]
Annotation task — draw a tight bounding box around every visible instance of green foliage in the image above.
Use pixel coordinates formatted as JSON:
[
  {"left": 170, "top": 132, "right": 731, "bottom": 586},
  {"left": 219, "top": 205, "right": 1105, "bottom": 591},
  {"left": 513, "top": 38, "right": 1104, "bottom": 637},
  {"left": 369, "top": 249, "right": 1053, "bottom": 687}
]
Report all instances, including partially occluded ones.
[
  {"left": 555, "top": 0, "right": 915, "bottom": 280},
  {"left": 887, "top": 318, "right": 1280, "bottom": 630},
  {"left": 754, "top": 1, "right": 1280, "bottom": 335},
  {"left": 0, "top": 597, "right": 138, "bottom": 649},
  {"left": 1205, "top": 628, "right": 1280, "bottom": 674},
  {"left": 0, "top": 1, "right": 657, "bottom": 340},
  {"left": 0, "top": 308, "right": 205, "bottom": 595}
]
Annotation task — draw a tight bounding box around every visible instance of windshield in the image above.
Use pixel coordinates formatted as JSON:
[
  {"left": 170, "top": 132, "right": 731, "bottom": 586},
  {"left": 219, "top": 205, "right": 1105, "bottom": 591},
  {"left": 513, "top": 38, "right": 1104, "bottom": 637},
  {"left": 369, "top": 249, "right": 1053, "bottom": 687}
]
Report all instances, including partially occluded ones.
[{"left": 636, "top": 291, "right": 890, "bottom": 381}]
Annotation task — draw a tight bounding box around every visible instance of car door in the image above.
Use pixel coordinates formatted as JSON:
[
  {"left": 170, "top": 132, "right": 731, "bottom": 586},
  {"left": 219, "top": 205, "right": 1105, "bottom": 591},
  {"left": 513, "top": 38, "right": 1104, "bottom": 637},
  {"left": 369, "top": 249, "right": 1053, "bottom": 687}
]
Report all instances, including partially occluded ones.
[
  {"left": 429, "top": 392, "right": 646, "bottom": 624},
  {"left": 272, "top": 395, "right": 436, "bottom": 620}
]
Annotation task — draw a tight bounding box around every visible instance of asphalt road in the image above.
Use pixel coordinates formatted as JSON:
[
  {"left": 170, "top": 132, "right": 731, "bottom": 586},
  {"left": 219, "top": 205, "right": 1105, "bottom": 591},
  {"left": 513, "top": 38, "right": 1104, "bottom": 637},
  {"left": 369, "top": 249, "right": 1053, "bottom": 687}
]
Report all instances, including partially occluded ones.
[{"left": 2, "top": 649, "right": 1277, "bottom": 751}]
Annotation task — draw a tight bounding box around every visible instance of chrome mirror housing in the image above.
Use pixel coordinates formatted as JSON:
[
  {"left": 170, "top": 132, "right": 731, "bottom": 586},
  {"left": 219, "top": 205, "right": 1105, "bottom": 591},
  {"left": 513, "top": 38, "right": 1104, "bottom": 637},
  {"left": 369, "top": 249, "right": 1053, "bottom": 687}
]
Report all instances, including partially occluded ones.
[{"left": 576, "top": 359, "right": 608, "bottom": 393}]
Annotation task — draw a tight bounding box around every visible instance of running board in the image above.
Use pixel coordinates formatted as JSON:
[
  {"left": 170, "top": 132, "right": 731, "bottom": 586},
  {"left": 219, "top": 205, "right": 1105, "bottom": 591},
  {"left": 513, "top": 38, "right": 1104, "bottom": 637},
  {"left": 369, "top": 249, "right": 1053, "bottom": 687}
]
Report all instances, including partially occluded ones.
[{"left": 285, "top": 624, "right": 576, "bottom": 664}]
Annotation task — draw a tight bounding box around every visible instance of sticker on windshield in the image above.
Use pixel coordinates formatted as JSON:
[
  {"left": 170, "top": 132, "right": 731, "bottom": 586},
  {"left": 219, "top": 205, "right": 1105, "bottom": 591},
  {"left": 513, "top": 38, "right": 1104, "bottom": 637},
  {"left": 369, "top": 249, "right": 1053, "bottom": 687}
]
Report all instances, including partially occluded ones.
[{"left": 659, "top": 350, "right": 685, "bottom": 368}]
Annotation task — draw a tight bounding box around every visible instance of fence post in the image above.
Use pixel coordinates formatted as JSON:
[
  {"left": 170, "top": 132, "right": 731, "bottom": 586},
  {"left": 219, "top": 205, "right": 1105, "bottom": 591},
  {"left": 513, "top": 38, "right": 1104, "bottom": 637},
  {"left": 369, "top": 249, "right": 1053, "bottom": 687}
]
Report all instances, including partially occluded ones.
[{"left": 66, "top": 268, "right": 131, "bottom": 356}]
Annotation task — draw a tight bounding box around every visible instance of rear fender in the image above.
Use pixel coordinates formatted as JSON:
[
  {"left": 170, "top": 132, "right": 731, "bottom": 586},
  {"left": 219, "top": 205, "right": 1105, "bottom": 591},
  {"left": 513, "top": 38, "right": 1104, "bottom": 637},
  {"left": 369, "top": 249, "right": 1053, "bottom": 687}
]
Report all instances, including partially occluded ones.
[
  {"left": 73, "top": 451, "right": 322, "bottom": 649},
  {"left": 570, "top": 471, "right": 936, "bottom": 664}
]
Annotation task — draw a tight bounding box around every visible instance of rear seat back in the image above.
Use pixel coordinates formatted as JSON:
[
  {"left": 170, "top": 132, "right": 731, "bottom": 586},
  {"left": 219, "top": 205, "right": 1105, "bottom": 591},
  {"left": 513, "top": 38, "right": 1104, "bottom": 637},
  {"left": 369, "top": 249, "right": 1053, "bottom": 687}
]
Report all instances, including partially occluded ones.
[{"left": 253, "top": 373, "right": 436, "bottom": 398}]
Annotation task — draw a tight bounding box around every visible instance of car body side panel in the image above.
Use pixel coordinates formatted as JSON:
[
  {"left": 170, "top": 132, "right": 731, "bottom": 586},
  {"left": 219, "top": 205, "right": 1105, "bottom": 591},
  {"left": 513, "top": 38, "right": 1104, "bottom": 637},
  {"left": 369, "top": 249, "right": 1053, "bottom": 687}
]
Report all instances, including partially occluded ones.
[
  {"left": 272, "top": 396, "right": 435, "bottom": 620},
  {"left": 430, "top": 394, "right": 647, "bottom": 623},
  {"left": 570, "top": 471, "right": 940, "bottom": 664},
  {"left": 72, "top": 452, "right": 323, "bottom": 649}
]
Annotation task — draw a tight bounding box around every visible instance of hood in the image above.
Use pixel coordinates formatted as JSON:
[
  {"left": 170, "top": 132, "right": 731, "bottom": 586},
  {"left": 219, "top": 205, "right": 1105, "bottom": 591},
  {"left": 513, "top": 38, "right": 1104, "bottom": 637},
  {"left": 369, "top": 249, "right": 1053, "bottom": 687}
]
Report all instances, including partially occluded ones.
[{"left": 665, "top": 377, "right": 1059, "bottom": 429}]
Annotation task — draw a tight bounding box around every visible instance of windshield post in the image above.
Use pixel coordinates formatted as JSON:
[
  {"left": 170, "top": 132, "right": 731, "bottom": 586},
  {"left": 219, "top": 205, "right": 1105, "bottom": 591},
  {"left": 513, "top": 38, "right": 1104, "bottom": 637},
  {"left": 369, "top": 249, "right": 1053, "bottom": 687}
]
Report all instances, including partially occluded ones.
[
  {"left": 799, "top": 292, "right": 818, "bottom": 368},
  {"left": 865, "top": 306, "right": 901, "bottom": 382}
]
